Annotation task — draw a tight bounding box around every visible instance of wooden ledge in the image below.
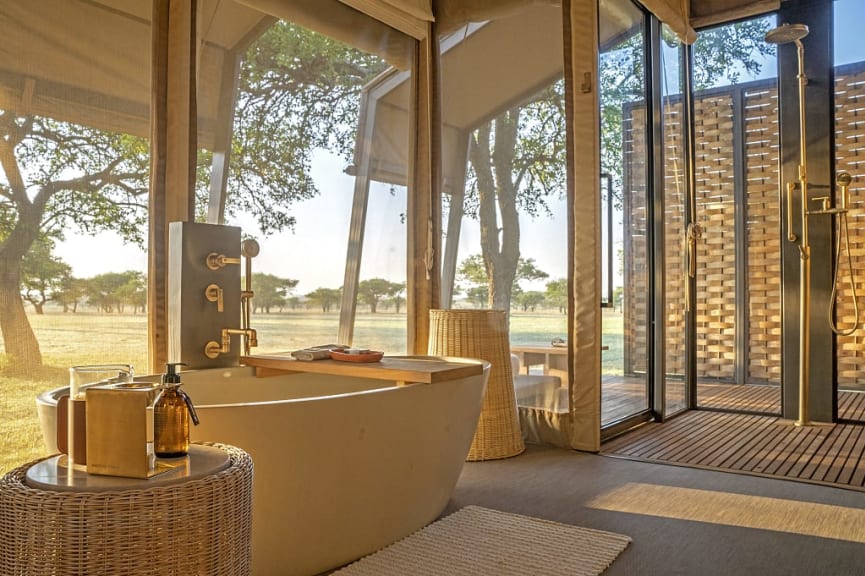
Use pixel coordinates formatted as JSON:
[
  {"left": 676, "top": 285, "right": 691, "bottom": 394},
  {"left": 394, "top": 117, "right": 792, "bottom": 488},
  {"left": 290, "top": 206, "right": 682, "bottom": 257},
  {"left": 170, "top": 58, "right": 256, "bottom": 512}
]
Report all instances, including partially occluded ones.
[{"left": 240, "top": 354, "right": 484, "bottom": 385}]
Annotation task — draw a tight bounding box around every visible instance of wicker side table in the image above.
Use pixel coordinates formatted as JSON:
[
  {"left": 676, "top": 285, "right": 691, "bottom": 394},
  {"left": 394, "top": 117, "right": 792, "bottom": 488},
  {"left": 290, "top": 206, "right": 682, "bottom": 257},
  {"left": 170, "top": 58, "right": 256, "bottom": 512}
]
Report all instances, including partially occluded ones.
[{"left": 0, "top": 442, "right": 253, "bottom": 576}]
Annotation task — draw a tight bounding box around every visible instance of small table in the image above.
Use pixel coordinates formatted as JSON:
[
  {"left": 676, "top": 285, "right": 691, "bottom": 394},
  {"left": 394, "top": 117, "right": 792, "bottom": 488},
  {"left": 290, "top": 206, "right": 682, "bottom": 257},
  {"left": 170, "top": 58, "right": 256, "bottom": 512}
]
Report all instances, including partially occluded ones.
[
  {"left": 511, "top": 345, "right": 570, "bottom": 383},
  {"left": 511, "top": 344, "right": 611, "bottom": 384},
  {"left": 0, "top": 443, "right": 253, "bottom": 576}
]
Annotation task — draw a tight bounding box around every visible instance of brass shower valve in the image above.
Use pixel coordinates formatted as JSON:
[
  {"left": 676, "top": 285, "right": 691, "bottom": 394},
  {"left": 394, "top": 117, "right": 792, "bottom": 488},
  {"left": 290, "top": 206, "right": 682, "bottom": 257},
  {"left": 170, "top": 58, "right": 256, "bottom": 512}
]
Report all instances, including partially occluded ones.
[
  {"left": 812, "top": 196, "right": 832, "bottom": 213},
  {"left": 205, "top": 284, "right": 224, "bottom": 312},
  {"left": 206, "top": 252, "right": 241, "bottom": 270}
]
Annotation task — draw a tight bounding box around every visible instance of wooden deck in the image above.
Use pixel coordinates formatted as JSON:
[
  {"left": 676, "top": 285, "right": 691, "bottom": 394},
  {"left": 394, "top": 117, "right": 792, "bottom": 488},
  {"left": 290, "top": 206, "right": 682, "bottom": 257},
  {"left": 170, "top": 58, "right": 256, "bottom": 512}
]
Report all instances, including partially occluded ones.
[
  {"left": 602, "top": 378, "right": 865, "bottom": 423},
  {"left": 602, "top": 409, "right": 865, "bottom": 491}
]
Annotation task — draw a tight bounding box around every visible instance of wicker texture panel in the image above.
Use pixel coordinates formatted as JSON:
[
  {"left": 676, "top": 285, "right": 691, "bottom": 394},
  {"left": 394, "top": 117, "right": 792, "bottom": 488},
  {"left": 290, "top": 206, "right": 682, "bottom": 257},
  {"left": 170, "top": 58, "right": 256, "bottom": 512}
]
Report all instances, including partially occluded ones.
[
  {"left": 834, "top": 66, "right": 865, "bottom": 389},
  {"left": 624, "top": 84, "right": 782, "bottom": 386},
  {"left": 428, "top": 309, "right": 525, "bottom": 461},
  {"left": 695, "top": 93, "right": 737, "bottom": 381},
  {"left": 0, "top": 443, "right": 253, "bottom": 576},
  {"left": 744, "top": 86, "right": 781, "bottom": 383},
  {"left": 623, "top": 105, "right": 649, "bottom": 376}
]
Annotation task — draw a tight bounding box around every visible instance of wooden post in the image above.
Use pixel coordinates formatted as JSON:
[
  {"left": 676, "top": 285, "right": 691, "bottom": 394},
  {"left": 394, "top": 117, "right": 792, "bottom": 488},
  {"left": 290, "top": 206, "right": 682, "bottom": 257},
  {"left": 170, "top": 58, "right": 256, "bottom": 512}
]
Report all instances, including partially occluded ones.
[
  {"left": 149, "top": 0, "right": 197, "bottom": 372},
  {"left": 407, "top": 25, "right": 441, "bottom": 355}
]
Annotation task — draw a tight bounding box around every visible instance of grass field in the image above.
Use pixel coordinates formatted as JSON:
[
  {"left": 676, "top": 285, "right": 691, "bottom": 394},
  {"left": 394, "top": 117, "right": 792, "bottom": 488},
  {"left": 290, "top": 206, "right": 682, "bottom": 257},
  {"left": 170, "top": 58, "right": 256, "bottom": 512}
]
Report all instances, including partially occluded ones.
[{"left": 0, "top": 309, "right": 622, "bottom": 474}]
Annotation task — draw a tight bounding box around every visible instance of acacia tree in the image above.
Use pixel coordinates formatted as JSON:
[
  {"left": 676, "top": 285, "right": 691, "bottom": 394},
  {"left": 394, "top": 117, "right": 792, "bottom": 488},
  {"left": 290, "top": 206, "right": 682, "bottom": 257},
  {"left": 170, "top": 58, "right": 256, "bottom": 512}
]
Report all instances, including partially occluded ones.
[
  {"left": 456, "top": 253, "right": 548, "bottom": 309},
  {"left": 358, "top": 278, "right": 402, "bottom": 314},
  {"left": 306, "top": 287, "right": 341, "bottom": 313},
  {"left": 516, "top": 291, "right": 546, "bottom": 312},
  {"left": 464, "top": 86, "right": 565, "bottom": 312},
  {"left": 463, "top": 20, "right": 771, "bottom": 314},
  {"left": 251, "top": 273, "right": 299, "bottom": 313},
  {"left": 20, "top": 236, "right": 72, "bottom": 315},
  {"left": 206, "top": 21, "right": 389, "bottom": 232},
  {"left": 545, "top": 278, "right": 567, "bottom": 314},
  {"left": 0, "top": 111, "right": 148, "bottom": 371},
  {"left": 84, "top": 271, "right": 145, "bottom": 313},
  {"left": 54, "top": 276, "right": 87, "bottom": 313}
]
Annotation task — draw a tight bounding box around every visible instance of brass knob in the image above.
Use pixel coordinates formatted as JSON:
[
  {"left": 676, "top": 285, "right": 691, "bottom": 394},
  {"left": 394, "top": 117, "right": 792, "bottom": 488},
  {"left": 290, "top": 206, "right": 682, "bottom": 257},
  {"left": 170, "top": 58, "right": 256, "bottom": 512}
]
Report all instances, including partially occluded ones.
[
  {"left": 205, "top": 284, "right": 224, "bottom": 312},
  {"left": 206, "top": 252, "right": 241, "bottom": 270}
]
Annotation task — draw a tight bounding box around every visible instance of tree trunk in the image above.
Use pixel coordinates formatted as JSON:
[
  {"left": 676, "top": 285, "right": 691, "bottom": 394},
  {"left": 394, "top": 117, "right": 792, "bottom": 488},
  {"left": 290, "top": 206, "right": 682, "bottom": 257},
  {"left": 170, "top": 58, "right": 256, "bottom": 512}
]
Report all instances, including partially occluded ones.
[
  {"left": 34, "top": 302, "right": 44, "bottom": 315},
  {"left": 470, "top": 110, "right": 521, "bottom": 312},
  {"left": 0, "top": 254, "right": 43, "bottom": 371}
]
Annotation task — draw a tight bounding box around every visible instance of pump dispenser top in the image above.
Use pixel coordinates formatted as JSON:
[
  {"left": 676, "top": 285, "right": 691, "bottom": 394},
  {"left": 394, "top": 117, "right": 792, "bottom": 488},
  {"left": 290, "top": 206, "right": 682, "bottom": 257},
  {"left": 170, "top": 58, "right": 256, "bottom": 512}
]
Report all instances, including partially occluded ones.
[{"left": 153, "top": 362, "right": 198, "bottom": 458}]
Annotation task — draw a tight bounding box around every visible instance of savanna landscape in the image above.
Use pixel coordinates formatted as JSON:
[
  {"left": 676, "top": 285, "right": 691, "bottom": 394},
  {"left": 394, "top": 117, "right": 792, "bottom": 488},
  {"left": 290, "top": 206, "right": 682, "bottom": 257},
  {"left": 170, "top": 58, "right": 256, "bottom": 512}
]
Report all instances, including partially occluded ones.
[{"left": 0, "top": 307, "right": 625, "bottom": 475}]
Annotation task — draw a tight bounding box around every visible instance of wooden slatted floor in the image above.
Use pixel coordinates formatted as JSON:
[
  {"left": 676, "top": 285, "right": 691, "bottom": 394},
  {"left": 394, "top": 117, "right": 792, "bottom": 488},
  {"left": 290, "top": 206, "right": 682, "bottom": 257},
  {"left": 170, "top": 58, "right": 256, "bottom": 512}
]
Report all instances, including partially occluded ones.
[
  {"left": 602, "top": 379, "right": 865, "bottom": 423},
  {"left": 602, "top": 409, "right": 865, "bottom": 491}
]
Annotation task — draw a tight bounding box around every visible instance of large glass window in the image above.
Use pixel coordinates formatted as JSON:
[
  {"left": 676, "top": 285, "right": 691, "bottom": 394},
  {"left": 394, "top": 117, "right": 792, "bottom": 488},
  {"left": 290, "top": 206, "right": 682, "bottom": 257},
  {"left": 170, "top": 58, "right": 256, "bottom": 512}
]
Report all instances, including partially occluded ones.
[
  {"left": 1, "top": 2, "right": 152, "bottom": 473},
  {"left": 438, "top": 6, "right": 568, "bottom": 420},
  {"left": 202, "top": 19, "right": 411, "bottom": 355},
  {"left": 833, "top": 0, "right": 865, "bottom": 422}
]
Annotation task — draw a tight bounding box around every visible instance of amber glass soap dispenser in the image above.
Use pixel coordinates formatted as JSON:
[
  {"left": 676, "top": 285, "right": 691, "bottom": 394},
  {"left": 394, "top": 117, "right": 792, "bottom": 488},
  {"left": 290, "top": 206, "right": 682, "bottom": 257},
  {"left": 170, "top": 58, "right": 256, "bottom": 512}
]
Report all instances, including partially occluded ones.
[{"left": 154, "top": 362, "right": 199, "bottom": 458}]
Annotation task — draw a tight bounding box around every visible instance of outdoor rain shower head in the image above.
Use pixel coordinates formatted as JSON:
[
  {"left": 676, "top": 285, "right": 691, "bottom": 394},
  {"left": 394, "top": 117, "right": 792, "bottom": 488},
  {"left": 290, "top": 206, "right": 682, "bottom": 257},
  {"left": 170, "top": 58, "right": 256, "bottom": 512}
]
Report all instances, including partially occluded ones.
[{"left": 764, "top": 23, "right": 810, "bottom": 45}]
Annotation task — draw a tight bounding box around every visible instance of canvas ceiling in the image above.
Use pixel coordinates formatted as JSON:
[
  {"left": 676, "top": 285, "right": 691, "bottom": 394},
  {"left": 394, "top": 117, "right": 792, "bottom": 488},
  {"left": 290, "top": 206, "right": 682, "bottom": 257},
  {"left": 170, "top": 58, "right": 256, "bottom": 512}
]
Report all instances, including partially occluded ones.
[
  {"left": 0, "top": 0, "right": 271, "bottom": 149},
  {"left": 0, "top": 0, "right": 777, "bottom": 156},
  {"left": 0, "top": 0, "right": 430, "bottom": 149}
]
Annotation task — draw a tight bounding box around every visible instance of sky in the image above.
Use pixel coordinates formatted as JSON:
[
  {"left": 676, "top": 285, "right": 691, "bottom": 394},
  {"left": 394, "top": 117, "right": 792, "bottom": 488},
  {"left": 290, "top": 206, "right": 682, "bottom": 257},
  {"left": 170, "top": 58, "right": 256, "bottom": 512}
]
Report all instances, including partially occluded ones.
[{"left": 53, "top": 0, "right": 863, "bottom": 295}]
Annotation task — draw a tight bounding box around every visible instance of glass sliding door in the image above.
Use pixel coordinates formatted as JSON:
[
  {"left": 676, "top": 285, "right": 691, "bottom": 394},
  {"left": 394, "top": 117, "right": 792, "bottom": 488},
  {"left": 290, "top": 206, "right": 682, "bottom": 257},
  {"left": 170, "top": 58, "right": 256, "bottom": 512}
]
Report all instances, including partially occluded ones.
[
  {"left": 599, "top": 0, "right": 650, "bottom": 426},
  {"left": 692, "top": 16, "right": 782, "bottom": 415},
  {"left": 660, "top": 25, "right": 688, "bottom": 417},
  {"left": 833, "top": 0, "right": 865, "bottom": 422}
]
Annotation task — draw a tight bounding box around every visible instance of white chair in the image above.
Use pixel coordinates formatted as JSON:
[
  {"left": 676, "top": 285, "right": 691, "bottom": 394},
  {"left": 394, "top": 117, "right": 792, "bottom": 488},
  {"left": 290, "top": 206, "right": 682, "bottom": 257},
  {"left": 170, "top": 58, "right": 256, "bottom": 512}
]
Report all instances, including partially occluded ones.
[{"left": 511, "top": 354, "right": 562, "bottom": 401}]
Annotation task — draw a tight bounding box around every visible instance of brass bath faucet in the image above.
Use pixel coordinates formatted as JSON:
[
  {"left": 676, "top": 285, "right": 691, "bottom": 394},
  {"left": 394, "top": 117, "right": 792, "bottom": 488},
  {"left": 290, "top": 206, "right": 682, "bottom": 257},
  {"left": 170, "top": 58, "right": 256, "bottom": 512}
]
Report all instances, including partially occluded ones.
[
  {"left": 205, "top": 327, "right": 258, "bottom": 359},
  {"left": 204, "top": 239, "right": 260, "bottom": 359}
]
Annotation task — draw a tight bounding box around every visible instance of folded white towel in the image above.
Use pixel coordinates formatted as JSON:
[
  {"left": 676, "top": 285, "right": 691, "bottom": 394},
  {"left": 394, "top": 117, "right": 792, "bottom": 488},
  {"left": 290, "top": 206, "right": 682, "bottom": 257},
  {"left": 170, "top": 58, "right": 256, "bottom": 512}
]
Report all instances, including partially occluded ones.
[{"left": 291, "top": 349, "right": 333, "bottom": 361}]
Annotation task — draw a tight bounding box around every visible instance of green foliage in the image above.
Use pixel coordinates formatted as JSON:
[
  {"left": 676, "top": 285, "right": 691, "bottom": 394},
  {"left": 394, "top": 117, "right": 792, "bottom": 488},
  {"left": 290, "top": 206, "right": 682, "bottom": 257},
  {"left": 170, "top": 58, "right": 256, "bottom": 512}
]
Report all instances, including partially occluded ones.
[
  {"left": 251, "top": 273, "right": 299, "bottom": 313},
  {"left": 221, "top": 22, "right": 389, "bottom": 234},
  {"left": 53, "top": 276, "right": 87, "bottom": 313},
  {"left": 305, "top": 287, "right": 342, "bottom": 313},
  {"left": 20, "top": 236, "right": 71, "bottom": 313},
  {"left": 83, "top": 271, "right": 146, "bottom": 313},
  {"left": 0, "top": 112, "right": 150, "bottom": 246},
  {"left": 545, "top": 278, "right": 567, "bottom": 314},
  {"left": 515, "top": 290, "right": 546, "bottom": 312},
  {"left": 456, "top": 254, "right": 548, "bottom": 307},
  {"left": 692, "top": 20, "right": 773, "bottom": 89},
  {"left": 357, "top": 278, "right": 403, "bottom": 313},
  {"left": 516, "top": 258, "right": 549, "bottom": 283}
]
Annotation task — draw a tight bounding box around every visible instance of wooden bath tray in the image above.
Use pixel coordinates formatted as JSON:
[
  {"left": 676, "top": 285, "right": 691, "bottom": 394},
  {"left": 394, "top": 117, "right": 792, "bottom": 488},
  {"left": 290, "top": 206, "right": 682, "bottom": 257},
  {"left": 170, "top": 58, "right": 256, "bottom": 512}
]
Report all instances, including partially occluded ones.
[{"left": 240, "top": 354, "right": 484, "bottom": 385}]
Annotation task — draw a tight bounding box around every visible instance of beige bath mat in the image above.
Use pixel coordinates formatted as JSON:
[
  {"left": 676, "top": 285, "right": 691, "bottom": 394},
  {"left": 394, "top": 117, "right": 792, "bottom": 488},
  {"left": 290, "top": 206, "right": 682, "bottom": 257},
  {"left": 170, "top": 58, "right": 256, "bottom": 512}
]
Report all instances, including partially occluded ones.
[{"left": 332, "top": 505, "right": 631, "bottom": 576}]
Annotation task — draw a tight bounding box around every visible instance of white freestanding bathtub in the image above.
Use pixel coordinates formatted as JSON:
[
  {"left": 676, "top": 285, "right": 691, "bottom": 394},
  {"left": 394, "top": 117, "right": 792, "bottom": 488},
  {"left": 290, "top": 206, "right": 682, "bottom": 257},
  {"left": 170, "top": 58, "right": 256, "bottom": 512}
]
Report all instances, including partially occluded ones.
[{"left": 36, "top": 357, "right": 489, "bottom": 576}]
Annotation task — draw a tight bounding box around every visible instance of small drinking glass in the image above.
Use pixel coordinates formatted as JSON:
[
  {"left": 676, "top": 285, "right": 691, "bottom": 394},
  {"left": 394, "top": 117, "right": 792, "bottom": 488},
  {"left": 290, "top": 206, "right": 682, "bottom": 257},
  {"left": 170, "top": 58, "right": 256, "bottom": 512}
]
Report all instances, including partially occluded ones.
[{"left": 67, "top": 364, "right": 134, "bottom": 468}]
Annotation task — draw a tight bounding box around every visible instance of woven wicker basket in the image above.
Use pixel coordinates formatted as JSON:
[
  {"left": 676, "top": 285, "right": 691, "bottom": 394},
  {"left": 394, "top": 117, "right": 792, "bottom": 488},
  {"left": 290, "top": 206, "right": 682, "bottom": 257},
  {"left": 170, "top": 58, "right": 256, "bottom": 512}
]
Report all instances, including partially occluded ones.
[
  {"left": 429, "top": 309, "right": 525, "bottom": 461},
  {"left": 0, "top": 442, "right": 253, "bottom": 576}
]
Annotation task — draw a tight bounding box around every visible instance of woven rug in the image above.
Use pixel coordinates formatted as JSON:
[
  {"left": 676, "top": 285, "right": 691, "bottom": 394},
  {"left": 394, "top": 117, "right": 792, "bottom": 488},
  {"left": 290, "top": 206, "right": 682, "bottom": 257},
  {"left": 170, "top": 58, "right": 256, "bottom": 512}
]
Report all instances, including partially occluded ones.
[{"left": 332, "top": 506, "right": 631, "bottom": 576}]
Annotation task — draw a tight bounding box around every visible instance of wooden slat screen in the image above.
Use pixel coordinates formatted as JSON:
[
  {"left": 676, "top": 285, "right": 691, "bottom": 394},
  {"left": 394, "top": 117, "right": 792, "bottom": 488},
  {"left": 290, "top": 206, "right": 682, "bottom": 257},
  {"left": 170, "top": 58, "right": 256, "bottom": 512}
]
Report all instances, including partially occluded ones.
[{"left": 621, "top": 60, "right": 865, "bottom": 392}]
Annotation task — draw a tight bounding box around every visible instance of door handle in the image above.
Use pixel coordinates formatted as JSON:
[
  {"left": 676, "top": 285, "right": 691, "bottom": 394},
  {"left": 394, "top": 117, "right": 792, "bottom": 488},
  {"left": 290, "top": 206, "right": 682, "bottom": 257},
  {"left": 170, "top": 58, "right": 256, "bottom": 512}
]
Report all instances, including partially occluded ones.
[
  {"left": 686, "top": 222, "right": 702, "bottom": 279},
  {"left": 685, "top": 222, "right": 702, "bottom": 312}
]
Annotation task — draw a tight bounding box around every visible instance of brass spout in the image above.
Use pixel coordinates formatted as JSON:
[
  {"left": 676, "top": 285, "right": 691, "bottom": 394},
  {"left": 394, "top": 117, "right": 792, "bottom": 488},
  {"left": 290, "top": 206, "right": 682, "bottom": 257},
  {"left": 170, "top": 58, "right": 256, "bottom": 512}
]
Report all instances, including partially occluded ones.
[{"left": 204, "top": 328, "right": 258, "bottom": 359}]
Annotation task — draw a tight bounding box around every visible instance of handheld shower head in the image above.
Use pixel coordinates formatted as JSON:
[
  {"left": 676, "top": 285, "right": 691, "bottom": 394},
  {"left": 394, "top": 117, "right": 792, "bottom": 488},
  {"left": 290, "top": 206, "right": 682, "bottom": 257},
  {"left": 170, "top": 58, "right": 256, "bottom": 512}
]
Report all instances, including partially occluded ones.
[
  {"left": 764, "top": 23, "right": 809, "bottom": 45},
  {"left": 837, "top": 172, "right": 853, "bottom": 187}
]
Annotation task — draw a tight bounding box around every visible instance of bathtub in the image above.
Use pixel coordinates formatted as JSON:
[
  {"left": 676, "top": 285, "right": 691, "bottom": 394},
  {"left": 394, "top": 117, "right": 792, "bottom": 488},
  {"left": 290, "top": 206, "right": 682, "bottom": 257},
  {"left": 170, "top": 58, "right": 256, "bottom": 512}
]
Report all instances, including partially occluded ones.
[{"left": 36, "top": 357, "right": 489, "bottom": 576}]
